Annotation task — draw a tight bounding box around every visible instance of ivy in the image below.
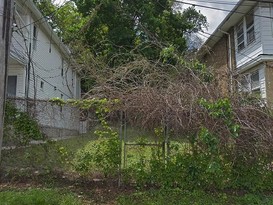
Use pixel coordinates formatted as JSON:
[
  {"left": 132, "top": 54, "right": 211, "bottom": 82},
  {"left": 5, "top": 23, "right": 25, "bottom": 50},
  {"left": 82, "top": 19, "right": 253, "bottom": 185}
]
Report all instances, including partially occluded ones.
[
  {"left": 4, "top": 101, "right": 43, "bottom": 145},
  {"left": 199, "top": 98, "right": 240, "bottom": 138}
]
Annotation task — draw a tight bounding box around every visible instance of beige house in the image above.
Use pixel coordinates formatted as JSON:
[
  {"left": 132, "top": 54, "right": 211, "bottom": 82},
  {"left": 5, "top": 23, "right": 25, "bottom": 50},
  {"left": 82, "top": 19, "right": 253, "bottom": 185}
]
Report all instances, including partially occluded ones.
[{"left": 199, "top": 0, "right": 273, "bottom": 105}]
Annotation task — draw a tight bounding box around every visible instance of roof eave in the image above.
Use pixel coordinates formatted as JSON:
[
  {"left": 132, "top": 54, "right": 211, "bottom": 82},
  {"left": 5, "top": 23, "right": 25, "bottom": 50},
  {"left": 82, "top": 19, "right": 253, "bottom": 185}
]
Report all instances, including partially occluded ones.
[
  {"left": 199, "top": 0, "right": 257, "bottom": 56},
  {"left": 24, "top": 0, "right": 71, "bottom": 58}
]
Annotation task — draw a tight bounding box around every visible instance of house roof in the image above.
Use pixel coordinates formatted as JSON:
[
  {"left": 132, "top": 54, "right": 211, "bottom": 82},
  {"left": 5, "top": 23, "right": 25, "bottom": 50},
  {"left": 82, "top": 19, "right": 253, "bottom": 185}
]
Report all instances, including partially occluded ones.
[
  {"left": 199, "top": 0, "right": 257, "bottom": 55},
  {"left": 20, "top": 0, "right": 71, "bottom": 58}
]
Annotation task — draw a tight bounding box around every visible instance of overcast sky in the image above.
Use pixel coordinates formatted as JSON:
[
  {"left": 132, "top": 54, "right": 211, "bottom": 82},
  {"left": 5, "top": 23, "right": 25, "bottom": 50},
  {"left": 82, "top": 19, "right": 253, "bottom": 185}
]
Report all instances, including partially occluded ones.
[
  {"left": 181, "top": 0, "right": 240, "bottom": 35},
  {"left": 54, "top": 0, "right": 240, "bottom": 38}
]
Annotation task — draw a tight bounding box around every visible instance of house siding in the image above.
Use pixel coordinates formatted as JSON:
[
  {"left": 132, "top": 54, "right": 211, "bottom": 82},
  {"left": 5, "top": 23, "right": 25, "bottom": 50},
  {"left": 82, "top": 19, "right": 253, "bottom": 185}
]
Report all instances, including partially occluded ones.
[
  {"left": 27, "top": 19, "right": 77, "bottom": 100},
  {"left": 235, "top": 6, "right": 263, "bottom": 69},
  {"left": 261, "top": 5, "right": 273, "bottom": 55},
  {"left": 6, "top": 0, "right": 82, "bottom": 138}
]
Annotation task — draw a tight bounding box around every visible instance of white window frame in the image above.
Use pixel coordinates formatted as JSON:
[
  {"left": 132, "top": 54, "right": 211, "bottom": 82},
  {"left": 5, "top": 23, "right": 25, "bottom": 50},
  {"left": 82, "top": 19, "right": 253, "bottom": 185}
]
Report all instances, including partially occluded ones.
[
  {"left": 240, "top": 71, "right": 260, "bottom": 94},
  {"left": 236, "top": 21, "right": 245, "bottom": 51},
  {"left": 236, "top": 10, "right": 255, "bottom": 52}
]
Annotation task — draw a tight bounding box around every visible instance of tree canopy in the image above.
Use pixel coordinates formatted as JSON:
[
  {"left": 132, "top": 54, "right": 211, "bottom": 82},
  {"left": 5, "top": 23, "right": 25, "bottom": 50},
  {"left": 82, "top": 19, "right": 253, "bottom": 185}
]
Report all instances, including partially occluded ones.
[
  {"left": 73, "top": 0, "right": 207, "bottom": 65},
  {"left": 34, "top": 0, "right": 208, "bottom": 91}
]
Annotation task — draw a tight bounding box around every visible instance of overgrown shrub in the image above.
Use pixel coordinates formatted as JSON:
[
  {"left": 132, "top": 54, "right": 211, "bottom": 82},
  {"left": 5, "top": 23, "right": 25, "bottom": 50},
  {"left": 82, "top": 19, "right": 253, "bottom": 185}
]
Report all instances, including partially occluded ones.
[
  {"left": 4, "top": 101, "right": 43, "bottom": 145},
  {"left": 69, "top": 59, "right": 273, "bottom": 191},
  {"left": 73, "top": 134, "right": 120, "bottom": 176}
]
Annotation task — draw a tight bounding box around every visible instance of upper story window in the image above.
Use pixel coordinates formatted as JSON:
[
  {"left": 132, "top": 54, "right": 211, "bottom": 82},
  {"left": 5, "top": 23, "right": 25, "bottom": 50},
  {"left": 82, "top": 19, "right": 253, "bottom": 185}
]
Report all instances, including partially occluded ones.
[
  {"left": 246, "top": 12, "right": 255, "bottom": 45},
  {"left": 33, "top": 25, "right": 38, "bottom": 50},
  {"left": 236, "top": 22, "right": 245, "bottom": 51},
  {"left": 40, "top": 80, "right": 44, "bottom": 90},
  {"left": 236, "top": 10, "right": 255, "bottom": 52},
  {"left": 61, "top": 58, "right": 64, "bottom": 77}
]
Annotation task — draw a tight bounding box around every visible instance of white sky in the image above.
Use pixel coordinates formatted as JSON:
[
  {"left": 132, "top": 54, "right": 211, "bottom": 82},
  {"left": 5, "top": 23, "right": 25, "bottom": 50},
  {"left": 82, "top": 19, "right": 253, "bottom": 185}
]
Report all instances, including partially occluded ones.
[
  {"left": 54, "top": 0, "right": 240, "bottom": 39},
  {"left": 181, "top": 0, "right": 240, "bottom": 35}
]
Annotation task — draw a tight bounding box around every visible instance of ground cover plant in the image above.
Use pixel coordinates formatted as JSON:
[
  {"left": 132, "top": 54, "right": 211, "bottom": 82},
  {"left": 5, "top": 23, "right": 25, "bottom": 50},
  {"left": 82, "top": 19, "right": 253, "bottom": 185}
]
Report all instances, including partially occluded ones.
[
  {"left": 118, "top": 189, "right": 273, "bottom": 205},
  {"left": 0, "top": 188, "right": 82, "bottom": 205}
]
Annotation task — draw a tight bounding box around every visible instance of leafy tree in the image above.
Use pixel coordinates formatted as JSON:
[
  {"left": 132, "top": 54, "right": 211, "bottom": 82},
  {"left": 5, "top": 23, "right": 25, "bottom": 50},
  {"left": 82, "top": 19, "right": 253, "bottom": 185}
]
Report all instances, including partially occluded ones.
[
  {"left": 34, "top": 0, "right": 87, "bottom": 43},
  {"left": 73, "top": 0, "right": 208, "bottom": 66}
]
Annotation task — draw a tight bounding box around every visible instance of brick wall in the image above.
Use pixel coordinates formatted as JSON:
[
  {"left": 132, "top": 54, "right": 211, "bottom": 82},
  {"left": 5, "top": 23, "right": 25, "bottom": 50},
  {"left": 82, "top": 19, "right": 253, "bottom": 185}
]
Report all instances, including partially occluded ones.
[
  {"left": 200, "top": 29, "right": 236, "bottom": 96},
  {"left": 265, "top": 62, "right": 273, "bottom": 106}
]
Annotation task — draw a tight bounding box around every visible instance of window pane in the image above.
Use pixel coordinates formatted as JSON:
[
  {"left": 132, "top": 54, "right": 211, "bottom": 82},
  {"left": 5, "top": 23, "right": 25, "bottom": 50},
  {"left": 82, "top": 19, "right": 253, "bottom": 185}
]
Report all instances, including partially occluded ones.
[
  {"left": 7, "top": 76, "right": 17, "bottom": 97},
  {"left": 237, "top": 21, "right": 244, "bottom": 51},
  {"left": 247, "top": 26, "right": 255, "bottom": 44},
  {"left": 240, "top": 75, "right": 250, "bottom": 92},
  {"left": 251, "top": 71, "right": 259, "bottom": 90},
  {"left": 246, "top": 12, "right": 254, "bottom": 29},
  {"left": 238, "top": 35, "right": 244, "bottom": 44},
  {"left": 236, "top": 22, "right": 244, "bottom": 36}
]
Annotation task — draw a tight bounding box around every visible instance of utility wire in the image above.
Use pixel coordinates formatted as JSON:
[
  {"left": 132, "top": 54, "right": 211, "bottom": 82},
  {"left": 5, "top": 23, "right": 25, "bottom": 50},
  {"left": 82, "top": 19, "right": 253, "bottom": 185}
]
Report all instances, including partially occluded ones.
[
  {"left": 175, "top": 0, "right": 273, "bottom": 20},
  {"left": 180, "top": 0, "right": 253, "bottom": 6},
  {"left": 198, "top": 30, "right": 267, "bottom": 70},
  {"left": 18, "top": 0, "right": 70, "bottom": 30}
]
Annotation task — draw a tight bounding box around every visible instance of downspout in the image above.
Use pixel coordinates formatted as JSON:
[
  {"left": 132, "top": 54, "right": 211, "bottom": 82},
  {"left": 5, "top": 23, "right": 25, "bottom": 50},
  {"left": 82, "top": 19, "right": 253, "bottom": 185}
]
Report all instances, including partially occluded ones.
[{"left": 219, "top": 29, "right": 233, "bottom": 94}]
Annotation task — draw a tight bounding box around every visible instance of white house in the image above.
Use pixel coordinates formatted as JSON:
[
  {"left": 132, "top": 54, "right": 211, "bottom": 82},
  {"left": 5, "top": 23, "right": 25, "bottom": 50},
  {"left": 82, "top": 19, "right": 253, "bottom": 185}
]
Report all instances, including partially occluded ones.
[
  {"left": 7, "top": 0, "right": 82, "bottom": 137},
  {"left": 199, "top": 0, "right": 273, "bottom": 105}
]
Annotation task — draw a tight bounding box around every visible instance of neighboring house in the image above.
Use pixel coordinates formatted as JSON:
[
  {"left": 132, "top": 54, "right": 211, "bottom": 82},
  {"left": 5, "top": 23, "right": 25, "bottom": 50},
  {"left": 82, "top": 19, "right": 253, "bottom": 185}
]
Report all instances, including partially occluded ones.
[
  {"left": 7, "top": 0, "right": 82, "bottom": 137},
  {"left": 199, "top": 0, "right": 273, "bottom": 105}
]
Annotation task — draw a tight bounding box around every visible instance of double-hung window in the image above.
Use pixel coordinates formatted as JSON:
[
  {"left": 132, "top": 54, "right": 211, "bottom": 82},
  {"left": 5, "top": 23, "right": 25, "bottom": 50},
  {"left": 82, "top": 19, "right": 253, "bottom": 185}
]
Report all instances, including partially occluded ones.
[
  {"left": 236, "top": 10, "right": 255, "bottom": 51},
  {"left": 240, "top": 71, "right": 260, "bottom": 95},
  {"left": 246, "top": 12, "right": 255, "bottom": 45},
  {"left": 236, "top": 22, "right": 245, "bottom": 51}
]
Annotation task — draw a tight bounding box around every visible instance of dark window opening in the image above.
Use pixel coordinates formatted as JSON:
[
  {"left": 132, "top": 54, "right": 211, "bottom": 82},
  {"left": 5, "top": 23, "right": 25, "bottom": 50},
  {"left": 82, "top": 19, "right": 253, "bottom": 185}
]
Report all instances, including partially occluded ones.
[{"left": 7, "top": 76, "right": 17, "bottom": 97}]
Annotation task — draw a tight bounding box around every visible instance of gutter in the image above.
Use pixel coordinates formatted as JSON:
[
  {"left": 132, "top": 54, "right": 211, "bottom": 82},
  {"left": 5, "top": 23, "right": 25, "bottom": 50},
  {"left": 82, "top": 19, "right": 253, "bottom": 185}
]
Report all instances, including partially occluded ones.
[{"left": 219, "top": 29, "right": 233, "bottom": 94}]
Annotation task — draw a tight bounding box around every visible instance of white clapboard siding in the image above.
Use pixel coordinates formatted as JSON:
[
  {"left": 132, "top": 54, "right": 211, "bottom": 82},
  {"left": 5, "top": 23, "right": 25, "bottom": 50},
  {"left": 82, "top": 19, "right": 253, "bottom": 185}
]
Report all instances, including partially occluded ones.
[
  {"left": 261, "top": 5, "right": 273, "bottom": 54},
  {"left": 24, "top": 16, "right": 79, "bottom": 100},
  {"left": 236, "top": 6, "right": 263, "bottom": 68},
  {"left": 8, "top": 0, "right": 82, "bottom": 134}
]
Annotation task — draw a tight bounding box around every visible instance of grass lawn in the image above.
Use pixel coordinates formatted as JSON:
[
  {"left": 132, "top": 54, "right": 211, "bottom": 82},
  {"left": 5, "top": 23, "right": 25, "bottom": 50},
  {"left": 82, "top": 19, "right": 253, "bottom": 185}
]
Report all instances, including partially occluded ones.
[
  {"left": 1, "top": 133, "right": 98, "bottom": 172},
  {"left": 2, "top": 130, "right": 273, "bottom": 204},
  {"left": 0, "top": 188, "right": 82, "bottom": 205},
  {"left": 118, "top": 189, "right": 273, "bottom": 205}
]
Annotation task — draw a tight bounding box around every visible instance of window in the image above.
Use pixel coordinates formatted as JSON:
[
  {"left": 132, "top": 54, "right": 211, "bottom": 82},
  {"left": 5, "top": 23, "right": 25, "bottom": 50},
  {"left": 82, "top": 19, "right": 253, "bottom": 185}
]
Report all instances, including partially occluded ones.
[
  {"left": 240, "top": 75, "right": 250, "bottom": 92},
  {"left": 33, "top": 25, "right": 38, "bottom": 50},
  {"left": 61, "top": 58, "right": 64, "bottom": 77},
  {"left": 246, "top": 12, "right": 255, "bottom": 44},
  {"left": 40, "top": 81, "right": 44, "bottom": 90},
  {"left": 250, "top": 71, "right": 259, "bottom": 90},
  {"left": 236, "top": 10, "right": 255, "bottom": 51},
  {"left": 240, "top": 71, "right": 260, "bottom": 94},
  {"left": 7, "top": 76, "right": 17, "bottom": 97},
  {"left": 236, "top": 22, "right": 245, "bottom": 51}
]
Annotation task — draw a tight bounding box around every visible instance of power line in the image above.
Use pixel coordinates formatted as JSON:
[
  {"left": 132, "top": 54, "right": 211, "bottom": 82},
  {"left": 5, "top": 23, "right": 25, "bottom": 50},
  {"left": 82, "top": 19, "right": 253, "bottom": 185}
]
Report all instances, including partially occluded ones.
[
  {"left": 175, "top": 0, "right": 273, "bottom": 20},
  {"left": 18, "top": 0, "right": 70, "bottom": 30},
  {"left": 180, "top": 0, "right": 253, "bottom": 6},
  {"left": 198, "top": 30, "right": 266, "bottom": 69}
]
